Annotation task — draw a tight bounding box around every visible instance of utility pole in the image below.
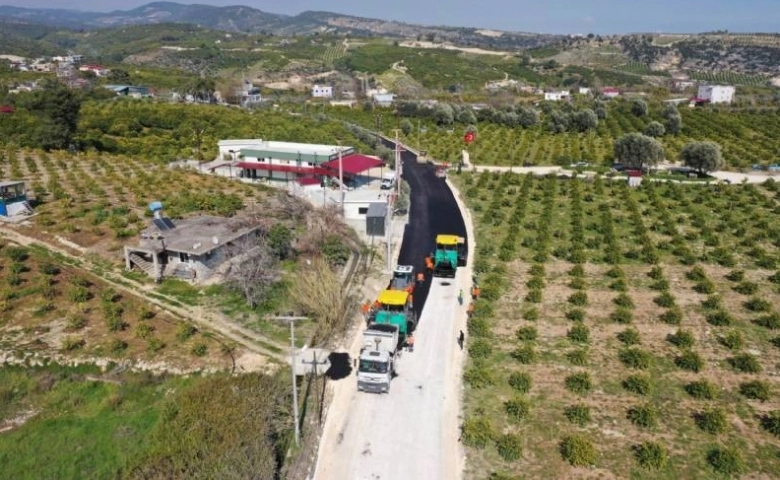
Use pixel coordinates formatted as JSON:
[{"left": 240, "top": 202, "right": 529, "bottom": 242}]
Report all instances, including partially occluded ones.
[
  {"left": 266, "top": 315, "right": 308, "bottom": 448},
  {"left": 337, "top": 140, "right": 344, "bottom": 217}
]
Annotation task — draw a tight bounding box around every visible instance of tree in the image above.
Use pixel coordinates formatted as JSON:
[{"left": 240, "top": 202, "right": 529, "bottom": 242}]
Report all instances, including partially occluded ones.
[
  {"left": 548, "top": 110, "right": 570, "bottom": 133},
  {"left": 400, "top": 118, "right": 413, "bottom": 135},
  {"left": 289, "top": 256, "right": 352, "bottom": 344},
  {"left": 223, "top": 235, "right": 281, "bottom": 308},
  {"left": 644, "top": 121, "right": 666, "bottom": 137},
  {"left": 595, "top": 104, "right": 608, "bottom": 120},
  {"left": 457, "top": 108, "right": 476, "bottom": 125},
  {"left": 663, "top": 104, "right": 682, "bottom": 134},
  {"left": 517, "top": 107, "right": 540, "bottom": 128},
  {"left": 571, "top": 109, "right": 599, "bottom": 132},
  {"left": 433, "top": 103, "right": 454, "bottom": 126},
  {"left": 613, "top": 133, "right": 665, "bottom": 169},
  {"left": 16, "top": 78, "right": 82, "bottom": 150},
  {"left": 680, "top": 141, "right": 724, "bottom": 174},
  {"left": 267, "top": 223, "right": 294, "bottom": 260},
  {"left": 631, "top": 99, "right": 648, "bottom": 117}
]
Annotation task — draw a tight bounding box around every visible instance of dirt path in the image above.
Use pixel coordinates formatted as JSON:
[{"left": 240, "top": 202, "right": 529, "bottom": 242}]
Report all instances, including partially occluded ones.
[{"left": 0, "top": 225, "right": 287, "bottom": 364}]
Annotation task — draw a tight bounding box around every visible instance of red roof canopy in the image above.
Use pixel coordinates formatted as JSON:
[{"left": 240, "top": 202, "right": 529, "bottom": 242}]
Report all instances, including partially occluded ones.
[
  {"left": 297, "top": 176, "right": 321, "bottom": 186},
  {"left": 235, "top": 162, "right": 331, "bottom": 176},
  {"left": 0, "top": 105, "right": 14, "bottom": 114},
  {"left": 321, "top": 154, "right": 384, "bottom": 175}
]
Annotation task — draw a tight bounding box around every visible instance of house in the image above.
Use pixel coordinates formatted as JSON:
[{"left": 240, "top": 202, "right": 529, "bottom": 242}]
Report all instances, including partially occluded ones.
[
  {"left": 239, "top": 81, "right": 262, "bottom": 106},
  {"left": 578, "top": 87, "right": 592, "bottom": 95},
  {"left": 697, "top": 85, "right": 735, "bottom": 104},
  {"left": 79, "top": 64, "right": 110, "bottom": 76},
  {"left": 544, "top": 90, "right": 570, "bottom": 101},
  {"left": 0, "top": 181, "right": 34, "bottom": 217},
  {"left": 373, "top": 93, "right": 396, "bottom": 107},
  {"left": 312, "top": 85, "right": 334, "bottom": 98},
  {"left": 104, "top": 85, "right": 151, "bottom": 98},
  {"left": 602, "top": 87, "right": 621, "bottom": 98},
  {"left": 672, "top": 79, "right": 696, "bottom": 90},
  {"left": 213, "top": 139, "right": 384, "bottom": 186},
  {"left": 124, "top": 204, "right": 264, "bottom": 284},
  {"left": 626, "top": 170, "right": 643, "bottom": 188}
]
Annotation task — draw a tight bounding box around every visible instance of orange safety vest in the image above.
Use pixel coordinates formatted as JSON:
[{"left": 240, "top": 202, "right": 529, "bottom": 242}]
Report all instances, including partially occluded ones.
[
  {"left": 407, "top": 335, "right": 415, "bottom": 346},
  {"left": 361, "top": 303, "right": 370, "bottom": 314},
  {"left": 416, "top": 272, "right": 425, "bottom": 282}
]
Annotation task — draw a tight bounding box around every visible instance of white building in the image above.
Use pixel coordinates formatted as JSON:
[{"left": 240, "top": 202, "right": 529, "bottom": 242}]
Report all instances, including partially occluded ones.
[
  {"left": 544, "top": 90, "right": 570, "bottom": 101},
  {"left": 697, "top": 85, "right": 735, "bottom": 104},
  {"left": 312, "top": 85, "right": 334, "bottom": 98},
  {"left": 578, "top": 87, "right": 592, "bottom": 95}
]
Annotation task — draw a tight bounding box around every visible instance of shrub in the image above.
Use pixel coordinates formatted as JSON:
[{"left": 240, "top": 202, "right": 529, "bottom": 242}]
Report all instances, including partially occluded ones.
[
  {"left": 569, "top": 264, "right": 585, "bottom": 277},
  {"left": 694, "top": 279, "right": 716, "bottom": 294},
  {"left": 739, "top": 380, "right": 770, "bottom": 401},
  {"left": 647, "top": 266, "right": 664, "bottom": 280},
  {"left": 565, "top": 308, "right": 585, "bottom": 322},
  {"left": 686, "top": 266, "right": 708, "bottom": 282},
  {"left": 175, "top": 322, "right": 198, "bottom": 341},
  {"left": 611, "top": 308, "right": 633, "bottom": 324},
  {"left": 525, "top": 289, "right": 542, "bottom": 303},
  {"left": 566, "top": 349, "right": 588, "bottom": 366},
  {"left": 526, "top": 276, "right": 545, "bottom": 289},
  {"left": 511, "top": 346, "right": 537, "bottom": 364},
  {"left": 617, "top": 328, "right": 641, "bottom": 345},
  {"left": 569, "top": 277, "right": 586, "bottom": 290},
  {"left": 622, "top": 374, "right": 651, "bottom": 396},
  {"left": 565, "top": 372, "right": 592, "bottom": 395},
  {"left": 619, "top": 348, "right": 651, "bottom": 370},
  {"left": 695, "top": 407, "right": 727, "bottom": 434},
  {"left": 685, "top": 380, "right": 716, "bottom": 399},
  {"left": 515, "top": 326, "right": 538, "bottom": 342},
  {"left": 61, "top": 336, "right": 85, "bottom": 351},
  {"left": 705, "top": 310, "right": 732, "bottom": 326},
  {"left": 138, "top": 305, "right": 156, "bottom": 320},
  {"left": 101, "top": 287, "right": 120, "bottom": 304},
  {"left": 468, "top": 317, "right": 491, "bottom": 337},
  {"left": 725, "top": 269, "right": 745, "bottom": 282},
  {"left": 496, "top": 433, "right": 523, "bottom": 461},
  {"left": 728, "top": 353, "right": 762, "bottom": 373},
  {"left": 613, "top": 293, "right": 635, "bottom": 309},
  {"left": 191, "top": 342, "right": 208, "bottom": 357},
  {"left": 564, "top": 404, "right": 591, "bottom": 426},
  {"left": 761, "top": 411, "right": 780, "bottom": 437},
  {"left": 706, "top": 447, "right": 745, "bottom": 475},
  {"left": 754, "top": 312, "right": 780, "bottom": 330},
  {"left": 135, "top": 323, "right": 155, "bottom": 340},
  {"left": 568, "top": 291, "right": 588, "bottom": 306},
  {"left": 606, "top": 267, "right": 624, "bottom": 279},
  {"left": 667, "top": 329, "right": 695, "bottom": 348},
  {"left": 567, "top": 322, "right": 590, "bottom": 343},
  {"left": 505, "top": 397, "right": 531, "bottom": 421},
  {"left": 659, "top": 307, "right": 682, "bottom": 325},
  {"left": 147, "top": 338, "right": 166, "bottom": 353},
  {"left": 106, "top": 316, "right": 127, "bottom": 333},
  {"left": 522, "top": 307, "right": 539, "bottom": 321},
  {"left": 675, "top": 350, "right": 704, "bottom": 372},
  {"left": 733, "top": 281, "right": 759, "bottom": 295},
  {"left": 67, "top": 286, "right": 91, "bottom": 303},
  {"left": 461, "top": 416, "right": 495, "bottom": 448},
  {"left": 701, "top": 295, "right": 723, "bottom": 310},
  {"left": 744, "top": 297, "right": 772, "bottom": 312},
  {"left": 469, "top": 338, "right": 493, "bottom": 359},
  {"left": 65, "top": 315, "right": 87, "bottom": 332},
  {"left": 39, "top": 263, "right": 60, "bottom": 276},
  {"left": 653, "top": 292, "right": 676, "bottom": 307},
  {"left": 5, "top": 246, "right": 29, "bottom": 262},
  {"left": 627, "top": 404, "right": 658, "bottom": 428},
  {"left": 508, "top": 372, "right": 532, "bottom": 393},
  {"left": 559, "top": 435, "right": 597, "bottom": 466},
  {"left": 464, "top": 362, "right": 496, "bottom": 387},
  {"left": 109, "top": 339, "right": 128, "bottom": 354},
  {"left": 718, "top": 330, "right": 744, "bottom": 350},
  {"left": 633, "top": 441, "right": 668, "bottom": 470}
]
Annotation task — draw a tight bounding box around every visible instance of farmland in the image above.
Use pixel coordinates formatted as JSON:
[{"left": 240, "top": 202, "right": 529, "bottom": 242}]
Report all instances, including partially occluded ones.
[
  {"left": 688, "top": 71, "right": 770, "bottom": 87},
  {"left": 454, "top": 171, "right": 780, "bottom": 478}
]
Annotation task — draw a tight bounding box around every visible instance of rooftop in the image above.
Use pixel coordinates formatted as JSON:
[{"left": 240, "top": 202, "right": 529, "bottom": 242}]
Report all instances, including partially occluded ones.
[{"left": 138, "top": 215, "right": 261, "bottom": 255}]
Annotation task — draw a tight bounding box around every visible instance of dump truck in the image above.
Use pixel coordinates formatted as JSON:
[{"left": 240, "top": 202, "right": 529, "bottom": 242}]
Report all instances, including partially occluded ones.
[
  {"left": 357, "top": 323, "right": 399, "bottom": 393},
  {"left": 388, "top": 264, "right": 415, "bottom": 293},
  {"left": 369, "top": 289, "right": 417, "bottom": 343},
  {"left": 432, "top": 234, "right": 468, "bottom": 277}
]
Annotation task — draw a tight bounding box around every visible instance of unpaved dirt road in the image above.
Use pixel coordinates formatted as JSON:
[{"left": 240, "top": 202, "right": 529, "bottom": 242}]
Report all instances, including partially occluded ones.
[{"left": 314, "top": 146, "right": 470, "bottom": 480}]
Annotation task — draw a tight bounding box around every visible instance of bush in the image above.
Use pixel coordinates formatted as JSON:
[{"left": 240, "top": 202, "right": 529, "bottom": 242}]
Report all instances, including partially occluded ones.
[
  {"left": 686, "top": 266, "right": 708, "bottom": 282},
  {"left": 468, "top": 316, "right": 491, "bottom": 337},
  {"left": 515, "top": 326, "right": 538, "bottom": 342},
  {"left": 739, "top": 380, "right": 770, "bottom": 401},
  {"left": 109, "top": 338, "right": 128, "bottom": 354},
  {"left": 147, "top": 337, "right": 166, "bottom": 352},
  {"left": 565, "top": 308, "right": 585, "bottom": 322},
  {"left": 106, "top": 315, "right": 127, "bottom": 332},
  {"left": 701, "top": 295, "right": 723, "bottom": 310},
  {"left": 706, "top": 447, "right": 745, "bottom": 475},
  {"left": 39, "top": 263, "right": 61, "bottom": 275},
  {"left": 496, "top": 433, "right": 523, "bottom": 461},
  {"left": 755, "top": 312, "right": 780, "bottom": 330},
  {"left": 728, "top": 353, "right": 762, "bottom": 373},
  {"left": 5, "top": 246, "right": 29, "bottom": 262},
  {"left": 191, "top": 342, "right": 208, "bottom": 357},
  {"left": 469, "top": 338, "right": 493, "bottom": 359},
  {"left": 508, "top": 372, "right": 532, "bottom": 393},
  {"left": 744, "top": 297, "right": 772, "bottom": 312},
  {"left": 522, "top": 307, "right": 539, "bottom": 321},
  {"left": 694, "top": 279, "right": 716, "bottom": 294},
  {"left": 61, "top": 336, "right": 85, "bottom": 351},
  {"left": 568, "top": 291, "right": 588, "bottom": 306},
  {"left": 504, "top": 397, "right": 531, "bottom": 421},
  {"left": 564, "top": 404, "right": 591, "bottom": 426},
  {"left": 695, "top": 407, "right": 727, "bottom": 434},
  {"left": 633, "top": 441, "right": 668, "bottom": 470},
  {"left": 569, "top": 277, "right": 586, "bottom": 290},
  {"left": 647, "top": 266, "right": 664, "bottom": 280},
  {"left": 525, "top": 289, "right": 542, "bottom": 303},
  {"left": 725, "top": 269, "right": 745, "bottom": 282},
  {"left": 135, "top": 323, "right": 155, "bottom": 340},
  {"left": 733, "top": 281, "right": 759, "bottom": 295},
  {"left": 559, "top": 435, "right": 597, "bottom": 466},
  {"left": 614, "top": 330, "right": 641, "bottom": 349},
  {"left": 667, "top": 329, "right": 695, "bottom": 348},
  {"left": 67, "top": 286, "right": 92, "bottom": 303},
  {"left": 705, "top": 310, "right": 732, "bottom": 326},
  {"left": 511, "top": 346, "right": 537, "bottom": 364},
  {"left": 622, "top": 374, "right": 651, "bottom": 396},
  {"left": 565, "top": 372, "right": 592, "bottom": 395},
  {"left": 65, "top": 314, "right": 87, "bottom": 331},
  {"left": 464, "top": 362, "right": 496, "bottom": 387},
  {"left": 613, "top": 293, "right": 635, "bottom": 309},
  {"left": 761, "top": 411, "right": 780, "bottom": 437},
  {"left": 659, "top": 307, "right": 682, "bottom": 325},
  {"left": 650, "top": 278, "right": 670, "bottom": 291},
  {"left": 567, "top": 322, "right": 590, "bottom": 343},
  {"left": 176, "top": 322, "right": 198, "bottom": 341},
  {"left": 619, "top": 348, "right": 651, "bottom": 369},
  {"left": 610, "top": 308, "right": 633, "bottom": 324},
  {"left": 461, "top": 416, "right": 495, "bottom": 448},
  {"left": 718, "top": 330, "right": 744, "bottom": 350},
  {"left": 685, "top": 380, "right": 716, "bottom": 399},
  {"left": 675, "top": 350, "right": 704, "bottom": 372},
  {"left": 627, "top": 404, "right": 658, "bottom": 428},
  {"left": 566, "top": 349, "right": 588, "bottom": 366},
  {"left": 653, "top": 292, "right": 676, "bottom": 308}
]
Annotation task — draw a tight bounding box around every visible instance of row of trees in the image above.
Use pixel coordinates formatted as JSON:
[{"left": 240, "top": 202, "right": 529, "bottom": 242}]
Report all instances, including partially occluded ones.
[{"left": 613, "top": 133, "right": 724, "bottom": 174}]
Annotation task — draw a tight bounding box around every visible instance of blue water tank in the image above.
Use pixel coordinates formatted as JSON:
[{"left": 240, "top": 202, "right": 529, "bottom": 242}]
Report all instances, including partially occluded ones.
[{"left": 148, "top": 201, "right": 163, "bottom": 212}]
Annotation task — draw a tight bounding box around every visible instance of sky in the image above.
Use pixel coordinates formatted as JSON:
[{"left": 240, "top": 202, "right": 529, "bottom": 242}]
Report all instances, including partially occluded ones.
[{"left": 2, "top": 0, "right": 779, "bottom": 34}]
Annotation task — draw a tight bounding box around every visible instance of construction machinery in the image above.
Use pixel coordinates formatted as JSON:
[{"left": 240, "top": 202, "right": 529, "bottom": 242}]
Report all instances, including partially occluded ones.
[
  {"left": 388, "top": 264, "right": 415, "bottom": 293},
  {"left": 432, "top": 234, "right": 468, "bottom": 277},
  {"left": 369, "top": 289, "right": 417, "bottom": 343},
  {"left": 357, "top": 323, "right": 399, "bottom": 393}
]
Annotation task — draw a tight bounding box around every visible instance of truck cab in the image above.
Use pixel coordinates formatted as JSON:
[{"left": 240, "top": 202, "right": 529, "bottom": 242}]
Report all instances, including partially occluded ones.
[
  {"left": 433, "top": 234, "right": 460, "bottom": 277},
  {"left": 389, "top": 265, "right": 415, "bottom": 293},
  {"left": 358, "top": 323, "right": 400, "bottom": 393},
  {"left": 380, "top": 171, "right": 397, "bottom": 190}
]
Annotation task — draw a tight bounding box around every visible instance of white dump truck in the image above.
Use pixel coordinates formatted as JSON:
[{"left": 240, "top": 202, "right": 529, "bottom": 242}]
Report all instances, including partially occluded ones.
[{"left": 357, "top": 323, "right": 400, "bottom": 393}]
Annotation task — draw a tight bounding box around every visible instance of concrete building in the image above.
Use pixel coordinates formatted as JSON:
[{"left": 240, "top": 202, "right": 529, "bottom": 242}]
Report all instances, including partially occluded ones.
[
  {"left": 544, "top": 90, "right": 570, "bottom": 101},
  {"left": 697, "top": 85, "right": 735, "bottom": 104},
  {"left": 312, "top": 85, "right": 334, "bottom": 98},
  {"left": 602, "top": 87, "right": 621, "bottom": 98}
]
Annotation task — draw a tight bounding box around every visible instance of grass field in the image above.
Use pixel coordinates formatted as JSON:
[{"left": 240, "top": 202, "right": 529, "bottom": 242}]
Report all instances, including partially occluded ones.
[{"left": 453, "top": 172, "right": 780, "bottom": 479}]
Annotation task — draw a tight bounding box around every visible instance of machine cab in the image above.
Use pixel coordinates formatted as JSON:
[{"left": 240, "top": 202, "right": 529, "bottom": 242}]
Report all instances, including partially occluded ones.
[{"left": 390, "top": 265, "right": 414, "bottom": 292}]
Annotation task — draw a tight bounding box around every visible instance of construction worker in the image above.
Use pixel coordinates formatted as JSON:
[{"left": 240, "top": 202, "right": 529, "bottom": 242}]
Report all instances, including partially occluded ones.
[
  {"left": 416, "top": 272, "right": 425, "bottom": 283},
  {"left": 425, "top": 255, "right": 433, "bottom": 272},
  {"left": 457, "top": 289, "right": 464, "bottom": 305},
  {"left": 361, "top": 302, "right": 370, "bottom": 319},
  {"left": 467, "top": 302, "right": 475, "bottom": 318},
  {"left": 407, "top": 333, "right": 415, "bottom": 352},
  {"left": 408, "top": 293, "right": 414, "bottom": 307},
  {"left": 472, "top": 284, "right": 481, "bottom": 300}
]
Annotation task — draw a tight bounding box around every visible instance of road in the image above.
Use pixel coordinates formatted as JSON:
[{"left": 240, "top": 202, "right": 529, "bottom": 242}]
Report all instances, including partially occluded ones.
[{"left": 314, "top": 147, "right": 469, "bottom": 480}]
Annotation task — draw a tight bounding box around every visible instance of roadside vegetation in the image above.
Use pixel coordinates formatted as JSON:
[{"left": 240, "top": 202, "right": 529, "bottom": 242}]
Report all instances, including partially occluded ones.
[{"left": 454, "top": 171, "right": 780, "bottom": 478}]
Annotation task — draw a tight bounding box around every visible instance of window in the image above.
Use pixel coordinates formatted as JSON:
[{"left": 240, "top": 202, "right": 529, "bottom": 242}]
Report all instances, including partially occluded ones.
[
  {"left": 358, "top": 207, "right": 369, "bottom": 215},
  {"left": 179, "top": 252, "right": 190, "bottom": 263}
]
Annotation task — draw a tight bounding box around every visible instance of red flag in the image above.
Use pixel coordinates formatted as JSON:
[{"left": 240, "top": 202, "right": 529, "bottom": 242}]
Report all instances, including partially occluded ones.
[{"left": 464, "top": 131, "right": 475, "bottom": 144}]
